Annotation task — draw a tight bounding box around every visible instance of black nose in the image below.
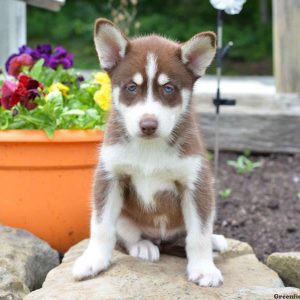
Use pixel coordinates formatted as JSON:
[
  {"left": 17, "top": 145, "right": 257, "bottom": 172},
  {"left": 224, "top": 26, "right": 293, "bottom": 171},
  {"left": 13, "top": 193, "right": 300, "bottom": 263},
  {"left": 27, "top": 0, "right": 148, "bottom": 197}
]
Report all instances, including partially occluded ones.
[{"left": 139, "top": 115, "right": 158, "bottom": 136}]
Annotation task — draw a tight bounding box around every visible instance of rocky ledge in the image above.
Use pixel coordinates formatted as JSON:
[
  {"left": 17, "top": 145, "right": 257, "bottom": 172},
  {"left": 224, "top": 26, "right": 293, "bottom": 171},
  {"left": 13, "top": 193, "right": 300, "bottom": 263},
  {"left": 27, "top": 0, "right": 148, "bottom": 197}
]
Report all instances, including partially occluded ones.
[
  {"left": 267, "top": 252, "right": 300, "bottom": 288},
  {"left": 0, "top": 225, "right": 60, "bottom": 300},
  {"left": 25, "top": 239, "right": 300, "bottom": 300}
]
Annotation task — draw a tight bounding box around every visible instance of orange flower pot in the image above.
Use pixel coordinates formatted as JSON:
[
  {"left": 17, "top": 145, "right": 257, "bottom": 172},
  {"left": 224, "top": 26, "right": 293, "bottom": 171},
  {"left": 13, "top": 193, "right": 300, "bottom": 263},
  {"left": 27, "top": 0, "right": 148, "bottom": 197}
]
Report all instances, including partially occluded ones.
[{"left": 0, "top": 130, "right": 103, "bottom": 252}]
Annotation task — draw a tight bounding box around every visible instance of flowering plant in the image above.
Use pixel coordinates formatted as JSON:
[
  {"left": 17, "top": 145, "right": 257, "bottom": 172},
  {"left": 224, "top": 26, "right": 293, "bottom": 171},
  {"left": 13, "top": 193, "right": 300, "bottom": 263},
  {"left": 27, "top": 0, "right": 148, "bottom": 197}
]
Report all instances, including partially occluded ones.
[
  {"left": 0, "top": 44, "right": 111, "bottom": 137},
  {"left": 5, "top": 44, "right": 74, "bottom": 77}
]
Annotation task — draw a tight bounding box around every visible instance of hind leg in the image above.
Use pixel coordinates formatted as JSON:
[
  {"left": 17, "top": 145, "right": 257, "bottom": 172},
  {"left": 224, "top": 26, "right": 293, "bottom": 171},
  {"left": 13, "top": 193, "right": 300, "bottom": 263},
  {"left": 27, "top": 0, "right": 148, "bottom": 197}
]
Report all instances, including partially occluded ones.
[
  {"left": 212, "top": 234, "right": 228, "bottom": 253},
  {"left": 117, "top": 216, "right": 160, "bottom": 262}
]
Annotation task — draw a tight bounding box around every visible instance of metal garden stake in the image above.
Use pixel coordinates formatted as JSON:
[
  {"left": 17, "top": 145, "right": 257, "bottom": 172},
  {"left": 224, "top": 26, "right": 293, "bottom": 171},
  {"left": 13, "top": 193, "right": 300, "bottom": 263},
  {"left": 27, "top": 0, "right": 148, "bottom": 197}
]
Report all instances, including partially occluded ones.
[{"left": 209, "top": 0, "right": 246, "bottom": 190}]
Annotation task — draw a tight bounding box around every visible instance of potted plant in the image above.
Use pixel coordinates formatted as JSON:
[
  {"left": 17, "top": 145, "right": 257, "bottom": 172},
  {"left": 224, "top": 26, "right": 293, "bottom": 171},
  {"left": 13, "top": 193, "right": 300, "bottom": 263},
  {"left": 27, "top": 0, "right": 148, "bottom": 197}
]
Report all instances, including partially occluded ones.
[{"left": 0, "top": 44, "right": 111, "bottom": 252}]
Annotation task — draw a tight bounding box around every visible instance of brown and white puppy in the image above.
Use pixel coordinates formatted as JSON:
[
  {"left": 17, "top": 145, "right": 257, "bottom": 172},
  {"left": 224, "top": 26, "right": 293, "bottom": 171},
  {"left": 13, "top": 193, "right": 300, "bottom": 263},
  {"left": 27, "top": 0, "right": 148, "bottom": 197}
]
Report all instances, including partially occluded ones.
[{"left": 72, "top": 18, "right": 227, "bottom": 287}]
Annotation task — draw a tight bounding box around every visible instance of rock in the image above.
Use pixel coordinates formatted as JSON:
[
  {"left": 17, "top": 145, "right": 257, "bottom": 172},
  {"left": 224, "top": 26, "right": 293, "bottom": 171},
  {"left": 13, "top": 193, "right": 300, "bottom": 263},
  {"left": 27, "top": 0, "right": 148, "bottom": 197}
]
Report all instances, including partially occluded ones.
[
  {"left": 25, "top": 239, "right": 300, "bottom": 300},
  {"left": 267, "top": 252, "right": 300, "bottom": 288},
  {"left": 0, "top": 267, "right": 29, "bottom": 300},
  {"left": 230, "top": 287, "right": 300, "bottom": 300},
  {"left": 222, "top": 238, "right": 254, "bottom": 258},
  {"left": 0, "top": 225, "right": 60, "bottom": 298}
]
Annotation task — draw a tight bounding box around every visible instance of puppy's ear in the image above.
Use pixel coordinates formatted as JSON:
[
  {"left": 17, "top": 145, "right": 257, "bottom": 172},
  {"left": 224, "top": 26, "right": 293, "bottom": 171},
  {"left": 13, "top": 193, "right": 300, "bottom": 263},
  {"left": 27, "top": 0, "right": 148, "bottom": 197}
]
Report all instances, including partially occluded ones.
[
  {"left": 94, "top": 18, "right": 129, "bottom": 70},
  {"left": 181, "top": 32, "right": 216, "bottom": 77}
]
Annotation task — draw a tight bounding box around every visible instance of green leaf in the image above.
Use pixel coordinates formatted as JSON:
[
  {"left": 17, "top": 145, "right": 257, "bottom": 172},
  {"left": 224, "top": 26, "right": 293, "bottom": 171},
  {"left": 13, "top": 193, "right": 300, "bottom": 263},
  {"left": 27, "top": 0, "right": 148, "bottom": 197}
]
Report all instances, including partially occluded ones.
[
  {"left": 219, "top": 188, "right": 232, "bottom": 199},
  {"left": 61, "top": 109, "right": 85, "bottom": 116},
  {"left": 44, "top": 127, "right": 55, "bottom": 138},
  {"left": 30, "top": 59, "right": 45, "bottom": 80},
  {"left": 227, "top": 155, "right": 262, "bottom": 174}
]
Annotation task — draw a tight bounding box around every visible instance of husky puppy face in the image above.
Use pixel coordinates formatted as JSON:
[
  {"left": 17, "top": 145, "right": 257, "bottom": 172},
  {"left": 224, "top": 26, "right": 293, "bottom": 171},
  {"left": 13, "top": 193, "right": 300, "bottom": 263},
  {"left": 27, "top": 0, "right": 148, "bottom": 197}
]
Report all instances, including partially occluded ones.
[{"left": 94, "top": 19, "right": 216, "bottom": 140}]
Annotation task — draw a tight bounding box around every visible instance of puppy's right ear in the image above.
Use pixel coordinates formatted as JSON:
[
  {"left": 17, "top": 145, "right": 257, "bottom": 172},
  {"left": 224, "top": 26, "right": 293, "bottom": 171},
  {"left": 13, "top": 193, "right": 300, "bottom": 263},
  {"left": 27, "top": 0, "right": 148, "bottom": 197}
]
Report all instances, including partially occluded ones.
[
  {"left": 181, "top": 32, "right": 216, "bottom": 77},
  {"left": 94, "top": 18, "right": 129, "bottom": 70}
]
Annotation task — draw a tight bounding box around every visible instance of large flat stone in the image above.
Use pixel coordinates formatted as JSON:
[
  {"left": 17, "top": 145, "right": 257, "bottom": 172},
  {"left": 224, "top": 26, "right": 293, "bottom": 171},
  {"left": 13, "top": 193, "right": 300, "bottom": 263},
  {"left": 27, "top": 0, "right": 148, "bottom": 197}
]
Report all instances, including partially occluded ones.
[{"left": 25, "top": 239, "right": 300, "bottom": 300}]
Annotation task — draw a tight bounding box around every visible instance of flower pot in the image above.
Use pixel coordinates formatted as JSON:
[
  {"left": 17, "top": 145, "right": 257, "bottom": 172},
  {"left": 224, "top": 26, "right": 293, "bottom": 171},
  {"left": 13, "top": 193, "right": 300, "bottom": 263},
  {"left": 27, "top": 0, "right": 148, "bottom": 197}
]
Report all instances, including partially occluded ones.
[{"left": 0, "top": 129, "right": 103, "bottom": 252}]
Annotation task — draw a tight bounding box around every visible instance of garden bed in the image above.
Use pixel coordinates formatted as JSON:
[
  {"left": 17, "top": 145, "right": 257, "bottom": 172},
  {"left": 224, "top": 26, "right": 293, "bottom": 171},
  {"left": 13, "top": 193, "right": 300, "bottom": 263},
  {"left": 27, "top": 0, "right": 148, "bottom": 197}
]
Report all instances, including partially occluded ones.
[{"left": 214, "top": 152, "right": 300, "bottom": 261}]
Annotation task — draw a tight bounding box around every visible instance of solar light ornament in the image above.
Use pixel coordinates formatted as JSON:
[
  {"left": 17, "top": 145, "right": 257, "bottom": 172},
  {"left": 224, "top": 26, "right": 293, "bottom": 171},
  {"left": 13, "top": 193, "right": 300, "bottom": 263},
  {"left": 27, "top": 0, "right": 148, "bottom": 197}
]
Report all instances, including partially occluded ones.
[
  {"left": 209, "top": 0, "right": 246, "bottom": 189},
  {"left": 210, "top": 0, "right": 246, "bottom": 15}
]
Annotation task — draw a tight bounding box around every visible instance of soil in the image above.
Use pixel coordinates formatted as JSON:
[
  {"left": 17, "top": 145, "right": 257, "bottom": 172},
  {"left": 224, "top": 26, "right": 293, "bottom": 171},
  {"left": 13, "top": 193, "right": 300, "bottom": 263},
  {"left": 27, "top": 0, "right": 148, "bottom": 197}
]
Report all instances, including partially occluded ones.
[{"left": 214, "top": 152, "right": 300, "bottom": 262}]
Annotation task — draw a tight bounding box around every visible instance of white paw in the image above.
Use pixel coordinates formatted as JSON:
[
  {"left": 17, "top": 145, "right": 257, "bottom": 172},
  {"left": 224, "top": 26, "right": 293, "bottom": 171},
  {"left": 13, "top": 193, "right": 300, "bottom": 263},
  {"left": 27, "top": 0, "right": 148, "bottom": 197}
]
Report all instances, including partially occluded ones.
[
  {"left": 212, "top": 234, "right": 228, "bottom": 253},
  {"left": 187, "top": 262, "right": 223, "bottom": 287},
  {"left": 72, "top": 248, "right": 110, "bottom": 281},
  {"left": 129, "top": 240, "right": 160, "bottom": 262}
]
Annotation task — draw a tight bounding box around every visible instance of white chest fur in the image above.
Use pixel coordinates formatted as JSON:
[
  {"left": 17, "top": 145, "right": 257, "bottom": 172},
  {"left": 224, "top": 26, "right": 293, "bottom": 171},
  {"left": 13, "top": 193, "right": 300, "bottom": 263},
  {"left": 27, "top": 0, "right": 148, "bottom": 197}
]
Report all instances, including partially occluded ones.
[{"left": 101, "top": 139, "right": 202, "bottom": 208}]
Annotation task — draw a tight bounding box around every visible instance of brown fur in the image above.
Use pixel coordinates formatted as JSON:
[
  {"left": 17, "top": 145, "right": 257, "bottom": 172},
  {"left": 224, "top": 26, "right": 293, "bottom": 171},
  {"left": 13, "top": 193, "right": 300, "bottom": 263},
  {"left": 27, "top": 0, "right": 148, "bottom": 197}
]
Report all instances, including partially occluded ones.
[
  {"left": 104, "top": 109, "right": 128, "bottom": 145},
  {"left": 120, "top": 176, "right": 184, "bottom": 231},
  {"left": 92, "top": 166, "right": 111, "bottom": 218}
]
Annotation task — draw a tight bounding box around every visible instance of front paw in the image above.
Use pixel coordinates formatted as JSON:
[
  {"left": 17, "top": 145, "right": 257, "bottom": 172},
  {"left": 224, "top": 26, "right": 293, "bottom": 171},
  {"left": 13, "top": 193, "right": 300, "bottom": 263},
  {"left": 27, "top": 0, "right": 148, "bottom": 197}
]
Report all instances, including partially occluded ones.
[
  {"left": 129, "top": 240, "right": 160, "bottom": 262},
  {"left": 187, "top": 262, "right": 223, "bottom": 287},
  {"left": 72, "top": 248, "right": 110, "bottom": 281}
]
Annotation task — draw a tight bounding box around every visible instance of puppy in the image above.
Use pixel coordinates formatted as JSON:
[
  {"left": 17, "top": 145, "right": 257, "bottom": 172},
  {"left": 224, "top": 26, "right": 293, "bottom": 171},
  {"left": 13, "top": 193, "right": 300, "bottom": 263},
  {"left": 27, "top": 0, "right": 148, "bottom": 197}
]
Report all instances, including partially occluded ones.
[{"left": 72, "top": 18, "right": 227, "bottom": 287}]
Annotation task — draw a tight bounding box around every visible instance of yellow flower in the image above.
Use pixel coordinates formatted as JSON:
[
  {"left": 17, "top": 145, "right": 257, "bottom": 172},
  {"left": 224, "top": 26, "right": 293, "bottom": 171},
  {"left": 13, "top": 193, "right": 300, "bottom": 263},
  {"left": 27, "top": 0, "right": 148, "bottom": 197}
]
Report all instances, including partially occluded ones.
[
  {"left": 93, "top": 72, "right": 111, "bottom": 85},
  {"left": 48, "top": 82, "right": 70, "bottom": 97},
  {"left": 94, "top": 83, "right": 112, "bottom": 111},
  {"left": 93, "top": 72, "right": 112, "bottom": 111}
]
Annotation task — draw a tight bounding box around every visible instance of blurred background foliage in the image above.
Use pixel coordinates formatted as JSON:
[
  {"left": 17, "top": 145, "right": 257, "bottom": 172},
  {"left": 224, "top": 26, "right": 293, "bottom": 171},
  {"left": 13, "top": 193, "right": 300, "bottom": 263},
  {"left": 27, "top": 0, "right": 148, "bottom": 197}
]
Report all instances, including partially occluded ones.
[{"left": 27, "top": 0, "right": 272, "bottom": 75}]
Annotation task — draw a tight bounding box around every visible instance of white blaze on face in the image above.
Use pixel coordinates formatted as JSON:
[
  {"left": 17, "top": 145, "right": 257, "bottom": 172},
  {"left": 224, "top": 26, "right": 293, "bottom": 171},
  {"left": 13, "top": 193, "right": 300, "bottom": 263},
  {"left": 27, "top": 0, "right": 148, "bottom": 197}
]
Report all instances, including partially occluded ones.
[
  {"left": 146, "top": 52, "right": 157, "bottom": 102},
  {"left": 113, "top": 52, "right": 191, "bottom": 139},
  {"left": 133, "top": 72, "right": 143, "bottom": 85},
  {"left": 157, "top": 73, "right": 169, "bottom": 86}
]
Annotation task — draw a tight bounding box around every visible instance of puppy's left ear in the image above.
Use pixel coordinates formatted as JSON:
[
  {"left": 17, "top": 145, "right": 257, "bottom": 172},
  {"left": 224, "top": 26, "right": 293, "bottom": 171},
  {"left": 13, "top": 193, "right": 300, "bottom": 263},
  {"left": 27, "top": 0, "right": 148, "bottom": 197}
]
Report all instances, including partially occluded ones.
[
  {"left": 181, "top": 32, "right": 216, "bottom": 77},
  {"left": 94, "top": 18, "right": 129, "bottom": 70}
]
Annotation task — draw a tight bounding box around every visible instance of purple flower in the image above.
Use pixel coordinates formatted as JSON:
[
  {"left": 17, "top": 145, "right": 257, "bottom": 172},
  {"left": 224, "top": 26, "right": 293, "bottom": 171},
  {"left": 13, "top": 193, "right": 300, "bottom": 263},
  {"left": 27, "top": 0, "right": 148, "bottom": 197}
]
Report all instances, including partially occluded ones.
[
  {"left": 19, "top": 45, "right": 34, "bottom": 55},
  {"left": 5, "top": 45, "right": 33, "bottom": 72},
  {"left": 37, "top": 44, "right": 52, "bottom": 55},
  {"left": 5, "top": 44, "right": 74, "bottom": 74},
  {"left": 31, "top": 44, "right": 52, "bottom": 59},
  {"left": 30, "top": 44, "right": 53, "bottom": 66},
  {"left": 46, "top": 46, "right": 74, "bottom": 69},
  {"left": 7, "top": 54, "right": 34, "bottom": 77},
  {"left": 53, "top": 46, "right": 68, "bottom": 57},
  {"left": 5, "top": 54, "right": 18, "bottom": 73},
  {"left": 5, "top": 45, "right": 34, "bottom": 73}
]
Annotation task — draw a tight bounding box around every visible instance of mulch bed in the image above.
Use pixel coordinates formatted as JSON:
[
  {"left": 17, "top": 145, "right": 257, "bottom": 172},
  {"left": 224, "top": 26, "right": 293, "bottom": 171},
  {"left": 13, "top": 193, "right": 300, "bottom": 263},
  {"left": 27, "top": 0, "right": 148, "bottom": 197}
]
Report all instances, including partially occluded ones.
[{"left": 214, "top": 152, "right": 300, "bottom": 262}]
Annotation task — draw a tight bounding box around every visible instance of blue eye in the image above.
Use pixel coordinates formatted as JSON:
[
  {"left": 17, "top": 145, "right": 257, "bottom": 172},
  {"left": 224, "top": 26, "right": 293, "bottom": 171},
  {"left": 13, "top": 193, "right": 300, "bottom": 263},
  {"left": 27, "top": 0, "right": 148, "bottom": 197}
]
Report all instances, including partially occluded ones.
[
  {"left": 163, "top": 84, "right": 175, "bottom": 94},
  {"left": 126, "top": 83, "right": 137, "bottom": 93}
]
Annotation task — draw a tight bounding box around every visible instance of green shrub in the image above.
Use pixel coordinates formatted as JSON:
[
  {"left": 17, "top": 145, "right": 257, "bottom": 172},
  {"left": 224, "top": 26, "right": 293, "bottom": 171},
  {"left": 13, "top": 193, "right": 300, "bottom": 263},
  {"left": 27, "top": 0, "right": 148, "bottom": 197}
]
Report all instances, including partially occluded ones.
[{"left": 27, "top": 0, "right": 272, "bottom": 73}]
